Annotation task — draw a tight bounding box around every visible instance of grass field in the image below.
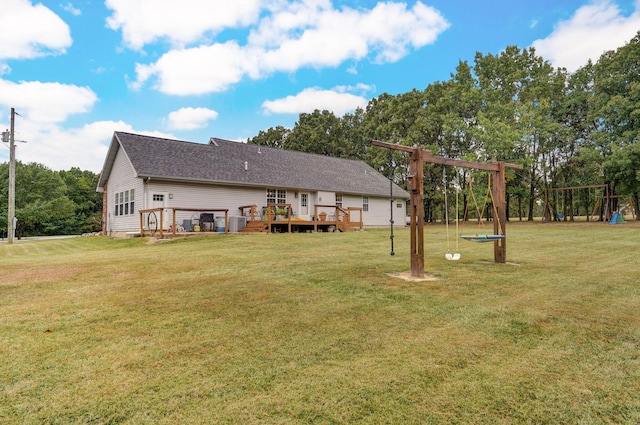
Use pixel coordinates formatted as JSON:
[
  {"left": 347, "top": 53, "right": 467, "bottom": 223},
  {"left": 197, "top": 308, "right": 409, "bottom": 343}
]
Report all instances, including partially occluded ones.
[{"left": 1, "top": 221, "right": 639, "bottom": 424}]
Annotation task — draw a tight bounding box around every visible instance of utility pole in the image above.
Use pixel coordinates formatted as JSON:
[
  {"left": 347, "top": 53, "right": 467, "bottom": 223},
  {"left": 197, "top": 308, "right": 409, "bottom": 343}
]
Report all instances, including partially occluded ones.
[{"left": 8, "top": 107, "right": 16, "bottom": 244}]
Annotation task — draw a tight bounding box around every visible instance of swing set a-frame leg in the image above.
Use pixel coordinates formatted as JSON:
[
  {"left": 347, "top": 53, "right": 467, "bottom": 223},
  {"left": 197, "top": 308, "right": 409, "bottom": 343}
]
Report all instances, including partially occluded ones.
[
  {"left": 493, "top": 162, "right": 507, "bottom": 263},
  {"left": 408, "top": 149, "right": 425, "bottom": 278}
]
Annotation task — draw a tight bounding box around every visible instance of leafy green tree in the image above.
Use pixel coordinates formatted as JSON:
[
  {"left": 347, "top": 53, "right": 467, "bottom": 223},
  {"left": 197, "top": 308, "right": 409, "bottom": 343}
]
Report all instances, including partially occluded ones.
[
  {"left": 281, "top": 109, "right": 344, "bottom": 157},
  {"left": 248, "top": 125, "right": 291, "bottom": 148},
  {"left": 363, "top": 91, "right": 427, "bottom": 182},
  {"left": 591, "top": 31, "right": 640, "bottom": 218},
  {"left": 244, "top": 36, "right": 640, "bottom": 222},
  {"left": 473, "top": 46, "right": 566, "bottom": 220},
  {"left": 0, "top": 162, "right": 101, "bottom": 237},
  {"left": 59, "top": 167, "right": 103, "bottom": 233},
  {"left": 339, "top": 107, "right": 368, "bottom": 160},
  {"left": 0, "top": 162, "right": 72, "bottom": 237}
]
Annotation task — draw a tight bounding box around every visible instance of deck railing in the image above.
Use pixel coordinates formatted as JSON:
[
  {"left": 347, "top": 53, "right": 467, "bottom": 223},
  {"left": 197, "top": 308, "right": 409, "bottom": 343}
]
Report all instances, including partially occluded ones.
[
  {"left": 314, "top": 205, "right": 363, "bottom": 232},
  {"left": 139, "top": 207, "right": 229, "bottom": 237},
  {"left": 138, "top": 203, "right": 363, "bottom": 236}
]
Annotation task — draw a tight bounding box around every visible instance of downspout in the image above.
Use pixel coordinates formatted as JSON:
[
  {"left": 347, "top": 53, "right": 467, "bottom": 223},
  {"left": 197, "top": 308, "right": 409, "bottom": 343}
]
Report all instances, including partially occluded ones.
[
  {"left": 144, "top": 177, "right": 150, "bottom": 210},
  {"left": 102, "top": 181, "right": 108, "bottom": 235}
]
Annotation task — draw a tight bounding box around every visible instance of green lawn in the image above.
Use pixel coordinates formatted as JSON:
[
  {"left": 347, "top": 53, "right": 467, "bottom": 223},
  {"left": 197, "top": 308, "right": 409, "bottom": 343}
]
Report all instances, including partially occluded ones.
[{"left": 1, "top": 222, "right": 639, "bottom": 424}]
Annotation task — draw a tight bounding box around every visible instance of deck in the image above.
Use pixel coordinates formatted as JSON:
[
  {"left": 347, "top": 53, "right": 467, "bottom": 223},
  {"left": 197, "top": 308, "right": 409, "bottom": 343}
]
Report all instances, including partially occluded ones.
[
  {"left": 138, "top": 204, "right": 363, "bottom": 237},
  {"left": 239, "top": 204, "right": 363, "bottom": 233}
]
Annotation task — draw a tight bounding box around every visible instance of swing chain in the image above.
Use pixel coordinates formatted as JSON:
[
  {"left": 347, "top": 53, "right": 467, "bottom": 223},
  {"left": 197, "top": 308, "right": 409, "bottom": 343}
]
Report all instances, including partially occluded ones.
[{"left": 389, "top": 149, "right": 395, "bottom": 256}]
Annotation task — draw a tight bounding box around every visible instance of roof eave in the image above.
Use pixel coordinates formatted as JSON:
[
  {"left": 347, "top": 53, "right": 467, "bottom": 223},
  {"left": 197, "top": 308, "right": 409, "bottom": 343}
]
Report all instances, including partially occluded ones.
[
  {"left": 137, "top": 174, "right": 409, "bottom": 198},
  {"left": 96, "top": 133, "right": 121, "bottom": 191}
]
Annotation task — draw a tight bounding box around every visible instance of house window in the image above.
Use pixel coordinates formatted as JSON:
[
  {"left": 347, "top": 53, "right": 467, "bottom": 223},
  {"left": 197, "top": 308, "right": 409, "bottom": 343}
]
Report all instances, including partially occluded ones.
[
  {"left": 115, "top": 189, "right": 135, "bottom": 216},
  {"left": 363, "top": 196, "right": 369, "bottom": 212},
  {"left": 267, "top": 188, "right": 286, "bottom": 205},
  {"left": 153, "top": 194, "right": 164, "bottom": 202},
  {"left": 336, "top": 193, "right": 343, "bottom": 208}
]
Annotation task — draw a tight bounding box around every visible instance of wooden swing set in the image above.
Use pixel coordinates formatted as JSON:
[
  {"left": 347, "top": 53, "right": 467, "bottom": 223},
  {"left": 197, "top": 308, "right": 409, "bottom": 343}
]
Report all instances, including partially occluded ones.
[
  {"left": 542, "top": 184, "right": 612, "bottom": 222},
  {"left": 371, "top": 140, "right": 523, "bottom": 278}
]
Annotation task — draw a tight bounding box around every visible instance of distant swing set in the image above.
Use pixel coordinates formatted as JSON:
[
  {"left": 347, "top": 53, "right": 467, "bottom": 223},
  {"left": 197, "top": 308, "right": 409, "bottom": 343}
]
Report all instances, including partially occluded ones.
[
  {"left": 371, "top": 140, "right": 523, "bottom": 278},
  {"left": 542, "top": 184, "right": 612, "bottom": 222}
]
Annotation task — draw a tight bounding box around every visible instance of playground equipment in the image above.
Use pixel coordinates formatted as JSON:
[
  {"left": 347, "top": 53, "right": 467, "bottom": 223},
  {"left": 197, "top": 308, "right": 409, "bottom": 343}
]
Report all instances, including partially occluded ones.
[
  {"left": 609, "top": 212, "right": 626, "bottom": 224},
  {"left": 459, "top": 174, "right": 505, "bottom": 243},
  {"left": 442, "top": 168, "right": 461, "bottom": 260},
  {"left": 543, "top": 184, "right": 611, "bottom": 222},
  {"left": 372, "top": 139, "right": 523, "bottom": 278}
]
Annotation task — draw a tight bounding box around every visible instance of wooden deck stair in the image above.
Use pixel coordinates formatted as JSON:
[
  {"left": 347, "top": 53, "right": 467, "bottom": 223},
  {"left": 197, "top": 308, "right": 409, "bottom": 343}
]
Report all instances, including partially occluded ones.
[
  {"left": 336, "top": 221, "right": 356, "bottom": 232},
  {"left": 240, "top": 220, "right": 269, "bottom": 233}
]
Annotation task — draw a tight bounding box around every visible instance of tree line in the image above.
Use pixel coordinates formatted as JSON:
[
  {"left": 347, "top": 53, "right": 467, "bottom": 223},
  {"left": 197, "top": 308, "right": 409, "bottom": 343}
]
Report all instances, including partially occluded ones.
[
  {"left": 2, "top": 34, "right": 638, "bottom": 236},
  {"left": 250, "top": 33, "right": 640, "bottom": 222},
  {"left": 0, "top": 162, "right": 102, "bottom": 238}
]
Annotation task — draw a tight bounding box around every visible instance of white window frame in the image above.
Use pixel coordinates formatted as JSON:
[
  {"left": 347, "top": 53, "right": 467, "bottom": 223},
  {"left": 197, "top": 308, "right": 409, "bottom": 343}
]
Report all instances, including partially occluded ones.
[
  {"left": 115, "top": 189, "right": 135, "bottom": 216},
  {"left": 267, "top": 188, "right": 287, "bottom": 205}
]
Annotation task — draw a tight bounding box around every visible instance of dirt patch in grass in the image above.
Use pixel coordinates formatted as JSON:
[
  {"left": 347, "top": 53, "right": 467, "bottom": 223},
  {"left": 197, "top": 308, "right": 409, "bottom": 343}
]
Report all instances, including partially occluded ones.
[{"left": 386, "top": 272, "right": 438, "bottom": 282}]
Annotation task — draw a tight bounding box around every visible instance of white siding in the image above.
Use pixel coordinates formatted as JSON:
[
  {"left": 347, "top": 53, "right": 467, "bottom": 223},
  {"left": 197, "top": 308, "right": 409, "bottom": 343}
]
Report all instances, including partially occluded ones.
[
  {"left": 106, "top": 155, "right": 408, "bottom": 233},
  {"left": 317, "top": 191, "right": 335, "bottom": 205},
  {"left": 144, "top": 181, "right": 266, "bottom": 228},
  {"left": 341, "top": 194, "right": 405, "bottom": 226},
  {"left": 107, "top": 147, "right": 143, "bottom": 234}
]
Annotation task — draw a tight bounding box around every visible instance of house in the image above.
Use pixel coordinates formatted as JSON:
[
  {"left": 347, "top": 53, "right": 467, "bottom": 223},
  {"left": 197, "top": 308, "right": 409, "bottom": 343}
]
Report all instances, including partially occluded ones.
[{"left": 96, "top": 132, "right": 409, "bottom": 237}]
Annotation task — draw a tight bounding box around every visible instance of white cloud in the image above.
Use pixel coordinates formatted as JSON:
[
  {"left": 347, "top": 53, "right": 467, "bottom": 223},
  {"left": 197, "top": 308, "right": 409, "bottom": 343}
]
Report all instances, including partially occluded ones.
[
  {"left": 167, "top": 107, "right": 219, "bottom": 130},
  {"left": 0, "top": 118, "right": 176, "bottom": 172},
  {"left": 0, "top": 79, "right": 97, "bottom": 124},
  {"left": 532, "top": 0, "right": 640, "bottom": 72},
  {"left": 132, "top": 42, "right": 254, "bottom": 95},
  {"left": 0, "top": 0, "right": 71, "bottom": 60},
  {"left": 129, "top": 1, "right": 449, "bottom": 95},
  {"left": 16, "top": 121, "right": 130, "bottom": 172},
  {"left": 105, "top": 0, "right": 262, "bottom": 49},
  {"left": 261, "top": 86, "right": 369, "bottom": 115},
  {"left": 0, "top": 78, "right": 121, "bottom": 171},
  {"left": 62, "top": 2, "right": 81, "bottom": 16}
]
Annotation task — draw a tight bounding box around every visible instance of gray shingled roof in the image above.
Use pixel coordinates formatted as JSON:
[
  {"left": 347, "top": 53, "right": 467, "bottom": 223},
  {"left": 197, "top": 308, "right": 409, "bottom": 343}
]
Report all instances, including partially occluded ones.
[{"left": 97, "top": 132, "right": 408, "bottom": 198}]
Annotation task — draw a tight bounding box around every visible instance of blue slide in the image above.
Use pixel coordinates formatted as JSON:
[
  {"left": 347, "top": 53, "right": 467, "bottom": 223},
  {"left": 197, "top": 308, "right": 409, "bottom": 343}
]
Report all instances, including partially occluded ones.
[{"left": 610, "top": 212, "right": 619, "bottom": 224}]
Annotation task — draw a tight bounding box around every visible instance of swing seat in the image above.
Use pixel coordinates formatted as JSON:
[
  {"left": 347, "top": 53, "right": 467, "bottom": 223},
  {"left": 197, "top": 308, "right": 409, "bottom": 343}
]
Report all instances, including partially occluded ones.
[
  {"left": 460, "top": 234, "right": 505, "bottom": 243},
  {"left": 445, "top": 252, "right": 461, "bottom": 261}
]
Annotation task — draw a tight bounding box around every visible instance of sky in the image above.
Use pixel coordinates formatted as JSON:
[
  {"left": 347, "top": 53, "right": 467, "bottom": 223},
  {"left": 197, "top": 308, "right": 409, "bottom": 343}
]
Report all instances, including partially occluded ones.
[{"left": 0, "top": 0, "right": 639, "bottom": 173}]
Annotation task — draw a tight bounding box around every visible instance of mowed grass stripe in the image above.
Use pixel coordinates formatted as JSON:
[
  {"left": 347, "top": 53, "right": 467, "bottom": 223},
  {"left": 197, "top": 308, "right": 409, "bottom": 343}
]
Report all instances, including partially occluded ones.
[{"left": 1, "top": 223, "right": 639, "bottom": 424}]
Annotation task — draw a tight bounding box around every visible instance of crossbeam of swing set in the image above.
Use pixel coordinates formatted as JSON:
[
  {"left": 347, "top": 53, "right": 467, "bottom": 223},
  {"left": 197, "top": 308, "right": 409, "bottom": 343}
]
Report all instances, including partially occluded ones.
[{"left": 371, "top": 139, "right": 523, "bottom": 278}]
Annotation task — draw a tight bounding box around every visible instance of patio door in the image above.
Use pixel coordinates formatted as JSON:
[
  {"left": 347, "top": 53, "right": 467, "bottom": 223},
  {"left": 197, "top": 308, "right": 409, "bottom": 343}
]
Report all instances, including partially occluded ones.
[
  {"left": 149, "top": 192, "right": 169, "bottom": 230},
  {"left": 299, "top": 192, "right": 310, "bottom": 219}
]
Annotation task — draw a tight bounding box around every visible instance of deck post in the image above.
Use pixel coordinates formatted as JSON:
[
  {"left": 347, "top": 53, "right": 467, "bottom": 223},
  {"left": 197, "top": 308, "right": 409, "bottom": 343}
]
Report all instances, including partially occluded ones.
[{"left": 172, "top": 209, "right": 177, "bottom": 236}]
